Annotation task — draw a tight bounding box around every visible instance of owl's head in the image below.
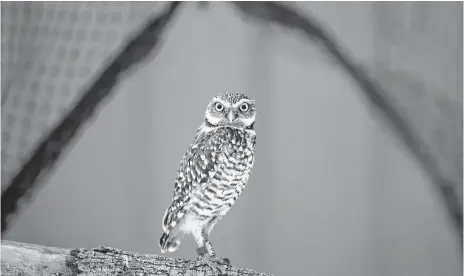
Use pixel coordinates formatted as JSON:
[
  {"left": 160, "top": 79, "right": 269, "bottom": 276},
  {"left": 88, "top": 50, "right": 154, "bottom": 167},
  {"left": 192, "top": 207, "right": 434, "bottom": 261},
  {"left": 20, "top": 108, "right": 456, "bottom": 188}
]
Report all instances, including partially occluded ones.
[{"left": 204, "top": 92, "right": 256, "bottom": 129}]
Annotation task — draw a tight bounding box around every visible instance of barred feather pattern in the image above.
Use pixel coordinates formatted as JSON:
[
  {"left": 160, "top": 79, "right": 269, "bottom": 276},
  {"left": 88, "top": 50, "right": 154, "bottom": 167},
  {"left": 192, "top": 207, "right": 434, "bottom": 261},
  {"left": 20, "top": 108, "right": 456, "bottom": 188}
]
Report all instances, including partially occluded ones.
[{"left": 162, "top": 126, "right": 256, "bottom": 238}]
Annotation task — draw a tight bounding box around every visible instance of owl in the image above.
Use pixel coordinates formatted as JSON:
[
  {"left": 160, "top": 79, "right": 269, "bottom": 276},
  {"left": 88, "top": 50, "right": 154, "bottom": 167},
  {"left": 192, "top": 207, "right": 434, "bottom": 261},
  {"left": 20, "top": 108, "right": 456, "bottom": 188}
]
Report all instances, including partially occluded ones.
[{"left": 159, "top": 92, "right": 257, "bottom": 274}]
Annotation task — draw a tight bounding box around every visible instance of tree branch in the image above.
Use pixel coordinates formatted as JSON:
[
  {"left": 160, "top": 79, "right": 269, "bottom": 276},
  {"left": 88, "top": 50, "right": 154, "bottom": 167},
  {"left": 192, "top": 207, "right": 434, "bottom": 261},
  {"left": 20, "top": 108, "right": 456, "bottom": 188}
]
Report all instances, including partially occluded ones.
[
  {"left": 230, "top": 2, "right": 462, "bottom": 244},
  {"left": 1, "top": 2, "right": 182, "bottom": 235},
  {"left": 1, "top": 240, "right": 273, "bottom": 276}
]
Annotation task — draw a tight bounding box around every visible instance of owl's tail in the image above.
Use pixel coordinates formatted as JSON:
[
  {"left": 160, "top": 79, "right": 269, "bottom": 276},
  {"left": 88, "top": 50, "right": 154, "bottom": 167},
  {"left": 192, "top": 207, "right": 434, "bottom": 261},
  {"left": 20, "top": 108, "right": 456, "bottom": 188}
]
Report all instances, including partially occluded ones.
[{"left": 159, "top": 232, "right": 180, "bottom": 254}]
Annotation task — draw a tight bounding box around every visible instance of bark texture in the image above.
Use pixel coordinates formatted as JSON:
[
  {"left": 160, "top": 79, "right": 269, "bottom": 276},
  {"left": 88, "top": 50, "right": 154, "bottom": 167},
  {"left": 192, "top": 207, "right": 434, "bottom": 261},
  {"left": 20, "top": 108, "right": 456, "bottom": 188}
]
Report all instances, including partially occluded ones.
[{"left": 1, "top": 240, "right": 273, "bottom": 276}]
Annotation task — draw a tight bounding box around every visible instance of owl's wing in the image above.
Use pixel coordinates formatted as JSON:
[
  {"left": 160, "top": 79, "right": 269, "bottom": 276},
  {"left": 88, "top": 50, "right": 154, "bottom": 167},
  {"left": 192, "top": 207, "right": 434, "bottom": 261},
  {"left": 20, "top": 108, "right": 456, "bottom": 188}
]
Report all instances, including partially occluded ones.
[{"left": 162, "top": 128, "right": 230, "bottom": 233}]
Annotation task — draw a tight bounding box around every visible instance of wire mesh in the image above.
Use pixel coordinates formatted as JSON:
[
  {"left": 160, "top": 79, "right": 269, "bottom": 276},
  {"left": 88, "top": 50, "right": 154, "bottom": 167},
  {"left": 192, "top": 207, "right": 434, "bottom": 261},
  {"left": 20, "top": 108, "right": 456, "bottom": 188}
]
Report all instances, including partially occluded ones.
[
  {"left": 1, "top": 2, "right": 461, "bottom": 242},
  {"left": 1, "top": 2, "right": 166, "bottom": 190}
]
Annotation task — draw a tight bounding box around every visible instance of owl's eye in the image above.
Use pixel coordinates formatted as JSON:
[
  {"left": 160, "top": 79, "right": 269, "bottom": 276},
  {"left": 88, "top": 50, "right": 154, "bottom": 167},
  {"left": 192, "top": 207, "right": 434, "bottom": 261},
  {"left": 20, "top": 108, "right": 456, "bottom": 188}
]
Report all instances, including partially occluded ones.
[
  {"left": 214, "top": 102, "right": 224, "bottom": 112},
  {"left": 239, "top": 103, "right": 249, "bottom": 112}
]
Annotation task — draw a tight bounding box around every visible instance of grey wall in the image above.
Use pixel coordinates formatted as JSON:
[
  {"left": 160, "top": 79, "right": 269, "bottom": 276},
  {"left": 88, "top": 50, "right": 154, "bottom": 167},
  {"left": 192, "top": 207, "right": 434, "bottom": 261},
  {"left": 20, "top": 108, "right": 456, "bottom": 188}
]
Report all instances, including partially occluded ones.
[{"left": 2, "top": 2, "right": 462, "bottom": 276}]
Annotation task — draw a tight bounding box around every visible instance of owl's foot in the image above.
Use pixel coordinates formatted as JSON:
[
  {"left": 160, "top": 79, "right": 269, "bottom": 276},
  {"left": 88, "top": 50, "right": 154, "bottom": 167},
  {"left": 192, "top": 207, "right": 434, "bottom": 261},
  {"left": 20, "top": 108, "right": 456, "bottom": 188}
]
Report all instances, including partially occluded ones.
[{"left": 191, "top": 254, "right": 230, "bottom": 275}]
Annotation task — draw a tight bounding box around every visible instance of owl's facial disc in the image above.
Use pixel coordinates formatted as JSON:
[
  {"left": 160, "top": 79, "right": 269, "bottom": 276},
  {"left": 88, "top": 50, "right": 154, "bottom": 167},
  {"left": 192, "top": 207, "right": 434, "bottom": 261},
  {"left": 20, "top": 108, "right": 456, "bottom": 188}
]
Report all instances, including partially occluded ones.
[{"left": 205, "top": 96, "right": 256, "bottom": 129}]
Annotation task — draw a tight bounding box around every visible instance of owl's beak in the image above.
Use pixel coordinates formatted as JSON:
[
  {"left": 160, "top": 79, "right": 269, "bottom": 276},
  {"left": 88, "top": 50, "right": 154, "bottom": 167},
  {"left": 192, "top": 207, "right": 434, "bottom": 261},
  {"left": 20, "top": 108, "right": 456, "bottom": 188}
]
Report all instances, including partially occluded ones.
[{"left": 228, "top": 111, "right": 238, "bottom": 123}]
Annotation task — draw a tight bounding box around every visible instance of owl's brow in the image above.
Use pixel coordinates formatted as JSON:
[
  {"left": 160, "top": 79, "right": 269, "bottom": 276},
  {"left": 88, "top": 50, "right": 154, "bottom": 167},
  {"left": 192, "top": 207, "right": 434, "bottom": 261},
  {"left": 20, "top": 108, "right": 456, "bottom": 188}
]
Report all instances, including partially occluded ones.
[
  {"left": 232, "top": 98, "right": 253, "bottom": 108},
  {"left": 212, "top": 98, "right": 232, "bottom": 108}
]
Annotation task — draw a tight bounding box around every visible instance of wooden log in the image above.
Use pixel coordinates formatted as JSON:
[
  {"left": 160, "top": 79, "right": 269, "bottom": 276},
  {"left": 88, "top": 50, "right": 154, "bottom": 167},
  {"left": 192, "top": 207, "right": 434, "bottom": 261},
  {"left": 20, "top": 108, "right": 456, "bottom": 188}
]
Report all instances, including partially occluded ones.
[{"left": 1, "top": 240, "right": 273, "bottom": 276}]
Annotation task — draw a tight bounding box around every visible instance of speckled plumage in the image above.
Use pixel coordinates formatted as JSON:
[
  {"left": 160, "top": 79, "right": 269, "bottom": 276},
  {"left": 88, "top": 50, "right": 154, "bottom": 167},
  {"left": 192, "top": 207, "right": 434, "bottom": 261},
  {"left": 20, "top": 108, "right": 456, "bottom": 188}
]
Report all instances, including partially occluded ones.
[
  {"left": 216, "top": 92, "right": 250, "bottom": 105},
  {"left": 163, "top": 127, "right": 255, "bottom": 231},
  {"left": 159, "top": 93, "right": 257, "bottom": 267}
]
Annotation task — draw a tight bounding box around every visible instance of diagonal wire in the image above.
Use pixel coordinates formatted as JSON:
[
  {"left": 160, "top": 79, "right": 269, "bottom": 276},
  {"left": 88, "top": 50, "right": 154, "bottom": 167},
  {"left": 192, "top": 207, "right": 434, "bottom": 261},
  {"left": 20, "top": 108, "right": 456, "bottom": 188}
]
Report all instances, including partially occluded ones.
[
  {"left": 231, "top": 2, "right": 462, "bottom": 246},
  {"left": 1, "top": 1, "right": 183, "bottom": 235}
]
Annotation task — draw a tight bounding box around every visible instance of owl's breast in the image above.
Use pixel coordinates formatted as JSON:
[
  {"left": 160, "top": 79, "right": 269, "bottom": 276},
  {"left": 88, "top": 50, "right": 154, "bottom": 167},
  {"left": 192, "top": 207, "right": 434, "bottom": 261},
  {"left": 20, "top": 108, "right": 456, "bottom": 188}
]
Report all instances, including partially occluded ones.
[
  {"left": 222, "top": 129, "right": 255, "bottom": 177},
  {"left": 190, "top": 128, "right": 256, "bottom": 218}
]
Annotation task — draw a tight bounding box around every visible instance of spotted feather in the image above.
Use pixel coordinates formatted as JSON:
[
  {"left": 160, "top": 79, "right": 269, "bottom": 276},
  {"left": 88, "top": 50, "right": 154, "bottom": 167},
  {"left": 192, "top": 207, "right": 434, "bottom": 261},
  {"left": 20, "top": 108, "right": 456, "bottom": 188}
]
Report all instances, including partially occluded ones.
[{"left": 162, "top": 127, "right": 234, "bottom": 233}]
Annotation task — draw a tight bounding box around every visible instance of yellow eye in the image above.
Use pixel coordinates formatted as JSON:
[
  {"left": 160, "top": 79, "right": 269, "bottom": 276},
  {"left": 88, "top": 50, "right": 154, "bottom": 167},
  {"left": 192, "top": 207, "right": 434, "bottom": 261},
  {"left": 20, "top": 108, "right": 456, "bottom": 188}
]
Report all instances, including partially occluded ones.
[
  {"left": 239, "top": 103, "right": 249, "bottom": 112},
  {"left": 214, "top": 102, "right": 224, "bottom": 112}
]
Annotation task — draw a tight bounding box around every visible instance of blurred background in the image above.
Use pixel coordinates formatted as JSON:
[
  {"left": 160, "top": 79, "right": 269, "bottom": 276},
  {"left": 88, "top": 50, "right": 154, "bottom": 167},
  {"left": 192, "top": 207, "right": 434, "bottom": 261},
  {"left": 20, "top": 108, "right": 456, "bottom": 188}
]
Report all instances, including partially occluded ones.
[{"left": 1, "top": 2, "right": 462, "bottom": 276}]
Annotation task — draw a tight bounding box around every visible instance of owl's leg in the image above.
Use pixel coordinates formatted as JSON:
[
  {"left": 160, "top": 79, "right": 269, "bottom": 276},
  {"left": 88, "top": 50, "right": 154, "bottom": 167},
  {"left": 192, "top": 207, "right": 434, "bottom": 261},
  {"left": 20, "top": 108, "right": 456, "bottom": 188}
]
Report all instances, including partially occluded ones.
[
  {"left": 190, "top": 217, "right": 229, "bottom": 275},
  {"left": 203, "top": 215, "right": 230, "bottom": 265}
]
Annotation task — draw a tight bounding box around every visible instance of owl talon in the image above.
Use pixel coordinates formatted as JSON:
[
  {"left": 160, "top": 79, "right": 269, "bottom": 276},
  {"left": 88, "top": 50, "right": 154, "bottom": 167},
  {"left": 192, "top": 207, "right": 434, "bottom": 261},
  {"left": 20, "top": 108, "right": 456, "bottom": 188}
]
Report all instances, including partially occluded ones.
[
  {"left": 221, "top": 257, "right": 230, "bottom": 266},
  {"left": 192, "top": 254, "right": 230, "bottom": 275}
]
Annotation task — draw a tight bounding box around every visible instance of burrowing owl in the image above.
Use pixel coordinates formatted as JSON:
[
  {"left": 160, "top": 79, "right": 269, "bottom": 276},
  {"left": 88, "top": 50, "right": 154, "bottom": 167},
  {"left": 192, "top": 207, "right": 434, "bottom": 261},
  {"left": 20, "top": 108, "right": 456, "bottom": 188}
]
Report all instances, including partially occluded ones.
[{"left": 159, "top": 92, "right": 257, "bottom": 274}]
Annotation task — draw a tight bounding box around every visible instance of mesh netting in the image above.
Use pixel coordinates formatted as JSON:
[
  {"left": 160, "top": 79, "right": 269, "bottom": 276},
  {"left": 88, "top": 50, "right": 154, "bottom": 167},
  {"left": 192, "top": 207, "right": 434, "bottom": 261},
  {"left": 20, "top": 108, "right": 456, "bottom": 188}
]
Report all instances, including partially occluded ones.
[
  {"left": 1, "top": 2, "right": 461, "bottom": 239},
  {"left": 1, "top": 2, "right": 166, "bottom": 189}
]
